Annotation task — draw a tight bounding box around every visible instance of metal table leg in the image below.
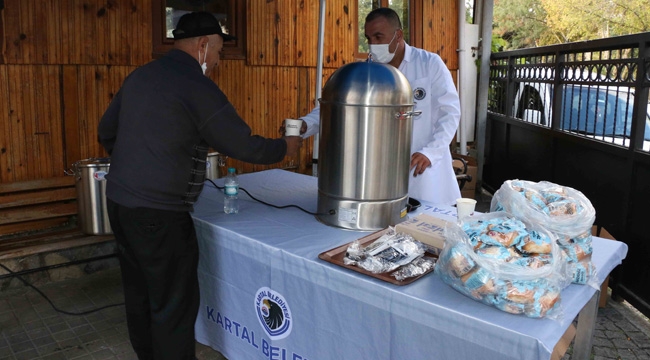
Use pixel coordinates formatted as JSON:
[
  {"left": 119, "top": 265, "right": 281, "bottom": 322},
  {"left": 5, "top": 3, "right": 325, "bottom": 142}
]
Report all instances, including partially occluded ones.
[{"left": 572, "top": 291, "right": 600, "bottom": 360}]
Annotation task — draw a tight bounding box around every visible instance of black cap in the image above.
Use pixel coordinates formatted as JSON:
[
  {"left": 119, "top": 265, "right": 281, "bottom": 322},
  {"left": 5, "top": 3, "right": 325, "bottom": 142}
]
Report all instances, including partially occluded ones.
[{"left": 172, "top": 11, "right": 236, "bottom": 41}]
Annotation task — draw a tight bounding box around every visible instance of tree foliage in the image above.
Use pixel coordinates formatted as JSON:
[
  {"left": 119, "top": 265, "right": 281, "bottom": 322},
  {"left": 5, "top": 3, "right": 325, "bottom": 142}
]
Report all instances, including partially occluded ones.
[
  {"left": 493, "top": 0, "right": 650, "bottom": 50},
  {"left": 492, "top": 0, "right": 552, "bottom": 49}
]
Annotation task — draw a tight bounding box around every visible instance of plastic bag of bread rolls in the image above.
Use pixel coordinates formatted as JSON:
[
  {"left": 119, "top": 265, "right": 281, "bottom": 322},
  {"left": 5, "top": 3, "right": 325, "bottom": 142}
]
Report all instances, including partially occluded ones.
[
  {"left": 437, "top": 212, "right": 572, "bottom": 319},
  {"left": 490, "top": 180, "right": 598, "bottom": 287},
  {"left": 555, "top": 230, "right": 597, "bottom": 286},
  {"left": 490, "top": 180, "right": 595, "bottom": 236}
]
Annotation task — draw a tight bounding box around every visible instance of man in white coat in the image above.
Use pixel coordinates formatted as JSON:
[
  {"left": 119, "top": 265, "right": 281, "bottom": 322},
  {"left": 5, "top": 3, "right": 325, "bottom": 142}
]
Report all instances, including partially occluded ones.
[{"left": 294, "top": 8, "right": 461, "bottom": 205}]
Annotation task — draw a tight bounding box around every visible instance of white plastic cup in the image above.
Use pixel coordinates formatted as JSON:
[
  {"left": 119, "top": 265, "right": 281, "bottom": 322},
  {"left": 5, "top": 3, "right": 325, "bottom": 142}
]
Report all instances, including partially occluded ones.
[
  {"left": 456, "top": 198, "right": 477, "bottom": 221},
  {"left": 285, "top": 119, "right": 303, "bottom": 136}
]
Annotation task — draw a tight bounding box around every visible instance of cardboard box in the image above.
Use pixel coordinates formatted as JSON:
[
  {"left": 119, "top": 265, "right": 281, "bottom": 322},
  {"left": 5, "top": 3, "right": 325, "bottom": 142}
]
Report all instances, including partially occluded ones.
[
  {"left": 591, "top": 225, "right": 617, "bottom": 308},
  {"left": 551, "top": 323, "right": 576, "bottom": 360},
  {"left": 452, "top": 154, "right": 478, "bottom": 192},
  {"left": 461, "top": 187, "right": 477, "bottom": 199},
  {"left": 394, "top": 213, "right": 452, "bottom": 252}
]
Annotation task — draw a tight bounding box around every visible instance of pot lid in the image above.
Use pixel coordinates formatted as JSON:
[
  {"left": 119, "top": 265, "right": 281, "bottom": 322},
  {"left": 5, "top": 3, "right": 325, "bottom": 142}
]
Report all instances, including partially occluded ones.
[{"left": 320, "top": 61, "right": 413, "bottom": 106}]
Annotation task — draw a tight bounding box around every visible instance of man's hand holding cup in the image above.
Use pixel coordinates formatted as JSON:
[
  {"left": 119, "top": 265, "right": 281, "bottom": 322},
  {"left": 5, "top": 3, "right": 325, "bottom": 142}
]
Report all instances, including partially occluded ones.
[{"left": 280, "top": 118, "right": 307, "bottom": 136}]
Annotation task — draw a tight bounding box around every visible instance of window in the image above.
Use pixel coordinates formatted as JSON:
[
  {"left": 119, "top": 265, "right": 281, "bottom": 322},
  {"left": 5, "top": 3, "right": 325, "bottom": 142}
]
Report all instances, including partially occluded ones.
[
  {"left": 464, "top": 0, "right": 476, "bottom": 24},
  {"left": 152, "top": 0, "right": 246, "bottom": 59},
  {"left": 357, "top": 0, "right": 412, "bottom": 56}
]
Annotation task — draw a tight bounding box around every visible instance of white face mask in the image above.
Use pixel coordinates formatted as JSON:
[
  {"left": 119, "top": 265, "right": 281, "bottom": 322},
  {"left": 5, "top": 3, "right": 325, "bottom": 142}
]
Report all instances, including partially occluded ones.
[
  {"left": 369, "top": 31, "right": 398, "bottom": 64},
  {"left": 199, "top": 42, "right": 209, "bottom": 75}
]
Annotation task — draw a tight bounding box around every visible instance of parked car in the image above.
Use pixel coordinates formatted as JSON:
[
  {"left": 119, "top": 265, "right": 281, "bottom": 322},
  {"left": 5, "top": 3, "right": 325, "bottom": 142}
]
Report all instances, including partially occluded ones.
[{"left": 512, "top": 80, "right": 650, "bottom": 151}]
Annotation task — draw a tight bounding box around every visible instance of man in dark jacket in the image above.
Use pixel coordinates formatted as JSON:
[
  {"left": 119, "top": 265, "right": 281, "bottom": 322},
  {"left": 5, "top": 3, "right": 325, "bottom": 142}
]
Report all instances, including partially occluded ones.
[{"left": 98, "top": 11, "right": 300, "bottom": 360}]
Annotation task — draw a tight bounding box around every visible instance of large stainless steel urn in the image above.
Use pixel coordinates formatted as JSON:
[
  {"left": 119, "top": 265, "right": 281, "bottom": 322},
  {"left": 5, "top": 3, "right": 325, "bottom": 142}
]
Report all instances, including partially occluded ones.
[{"left": 316, "top": 60, "right": 416, "bottom": 230}]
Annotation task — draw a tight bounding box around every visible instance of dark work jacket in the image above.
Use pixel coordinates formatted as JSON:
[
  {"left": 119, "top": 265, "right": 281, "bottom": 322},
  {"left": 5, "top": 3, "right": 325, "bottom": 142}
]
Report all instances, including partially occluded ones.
[{"left": 98, "top": 49, "right": 287, "bottom": 212}]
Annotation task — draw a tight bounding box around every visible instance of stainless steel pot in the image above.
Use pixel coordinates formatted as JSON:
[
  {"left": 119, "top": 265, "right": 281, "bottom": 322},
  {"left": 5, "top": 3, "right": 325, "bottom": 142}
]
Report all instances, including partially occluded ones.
[
  {"left": 206, "top": 152, "right": 227, "bottom": 179},
  {"left": 316, "top": 61, "right": 417, "bottom": 230},
  {"left": 72, "top": 158, "right": 112, "bottom": 235}
]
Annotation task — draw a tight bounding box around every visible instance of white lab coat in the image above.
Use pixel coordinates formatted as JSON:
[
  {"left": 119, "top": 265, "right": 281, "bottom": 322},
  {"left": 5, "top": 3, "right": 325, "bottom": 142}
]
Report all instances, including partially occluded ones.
[{"left": 301, "top": 43, "right": 461, "bottom": 206}]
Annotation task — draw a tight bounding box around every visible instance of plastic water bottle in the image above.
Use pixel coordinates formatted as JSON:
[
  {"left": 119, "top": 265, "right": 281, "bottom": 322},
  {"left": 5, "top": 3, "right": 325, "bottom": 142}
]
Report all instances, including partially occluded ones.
[{"left": 224, "top": 167, "right": 239, "bottom": 214}]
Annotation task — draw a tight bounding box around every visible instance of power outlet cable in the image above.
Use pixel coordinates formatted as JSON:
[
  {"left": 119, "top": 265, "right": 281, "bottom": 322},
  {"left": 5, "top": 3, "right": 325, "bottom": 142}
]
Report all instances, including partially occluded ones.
[
  {"left": 206, "top": 178, "right": 333, "bottom": 216},
  {"left": 0, "top": 263, "right": 124, "bottom": 316}
]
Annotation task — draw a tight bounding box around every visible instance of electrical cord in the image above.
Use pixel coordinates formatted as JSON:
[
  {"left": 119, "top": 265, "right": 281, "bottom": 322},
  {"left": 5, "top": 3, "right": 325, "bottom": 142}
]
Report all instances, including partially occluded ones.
[
  {"left": 0, "top": 263, "right": 124, "bottom": 316},
  {"left": 1, "top": 178, "right": 329, "bottom": 315},
  {"left": 206, "top": 178, "right": 333, "bottom": 216},
  {"left": 1, "top": 179, "right": 327, "bottom": 316}
]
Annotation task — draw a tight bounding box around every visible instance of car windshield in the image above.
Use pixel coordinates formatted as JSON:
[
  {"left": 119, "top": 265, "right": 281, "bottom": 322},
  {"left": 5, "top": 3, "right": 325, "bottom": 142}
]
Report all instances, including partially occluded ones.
[{"left": 560, "top": 85, "right": 650, "bottom": 141}]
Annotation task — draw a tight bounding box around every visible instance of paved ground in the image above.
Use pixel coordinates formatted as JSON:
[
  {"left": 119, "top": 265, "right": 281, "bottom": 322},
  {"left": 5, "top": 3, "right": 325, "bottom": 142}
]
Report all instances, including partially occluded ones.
[
  {"left": 0, "top": 268, "right": 225, "bottom": 360},
  {"left": 1, "top": 265, "right": 649, "bottom": 360},
  {"left": 587, "top": 297, "right": 650, "bottom": 360}
]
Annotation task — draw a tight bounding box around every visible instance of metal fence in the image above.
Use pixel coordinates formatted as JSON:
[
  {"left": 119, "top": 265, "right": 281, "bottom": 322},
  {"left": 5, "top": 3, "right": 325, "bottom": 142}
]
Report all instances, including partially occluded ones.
[
  {"left": 484, "top": 32, "right": 650, "bottom": 318},
  {"left": 488, "top": 35, "right": 649, "bottom": 152}
]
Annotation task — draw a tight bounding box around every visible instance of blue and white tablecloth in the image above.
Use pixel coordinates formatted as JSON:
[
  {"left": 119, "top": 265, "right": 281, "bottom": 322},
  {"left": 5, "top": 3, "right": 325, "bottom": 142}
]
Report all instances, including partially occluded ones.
[{"left": 191, "top": 169, "right": 627, "bottom": 360}]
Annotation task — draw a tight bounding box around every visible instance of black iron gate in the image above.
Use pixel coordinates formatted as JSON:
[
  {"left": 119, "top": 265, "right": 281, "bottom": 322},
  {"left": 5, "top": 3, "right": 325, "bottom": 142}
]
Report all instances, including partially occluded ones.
[{"left": 485, "top": 32, "right": 650, "bottom": 317}]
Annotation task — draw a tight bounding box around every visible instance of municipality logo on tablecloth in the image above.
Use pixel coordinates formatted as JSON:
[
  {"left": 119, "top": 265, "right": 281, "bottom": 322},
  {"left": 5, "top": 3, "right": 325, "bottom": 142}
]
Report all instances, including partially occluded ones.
[{"left": 255, "top": 287, "right": 292, "bottom": 340}]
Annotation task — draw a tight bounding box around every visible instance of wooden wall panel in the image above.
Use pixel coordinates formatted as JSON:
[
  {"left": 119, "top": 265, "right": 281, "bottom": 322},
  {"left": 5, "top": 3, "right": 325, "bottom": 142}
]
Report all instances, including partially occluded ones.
[
  {"left": 322, "top": 1, "right": 355, "bottom": 68},
  {"left": 276, "top": 1, "right": 296, "bottom": 66},
  {"left": 10, "top": 65, "right": 27, "bottom": 180},
  {"left": 79, "top": 67, "right": 97, "bottom": 158},
  {"left": 62, "top": 65, "right": 135, "bottom": 166},
  {"left": 295, "top": 0, "right": 320, "bottom": 67},
  {"left": 2, "top": 0, "right": 150, "bottom": 66},
  {"left": 218, "top": 65, "right": 280, "bottom": 173},
  {"left": 423, "top": 0, "right": 459, "bottom": 70},
  {"left": 247, "top": 0, "right": 355, "bottom": 68},
  {"left": 62, "top": 66, "right": 81, "bottom": 168},
  {"left": 35, "top": 66, "right": 60, "bottom": 179},
  {"left": 214, "top": 60, "right": 313, "bottom": 174},
  {"left": 0, "top": 65, "right": 64, "bottom": 183},
  {"left": 0, "top": 66, "right": 10, "bottom": 182},
  {"left": 44, "top": 66, "right": 64, "bottom": 177},
  {"left": 8, "top": 65, "right": 30, "bottom": 181},
  {"left": 59, "top": 1, "right": 73, "bottom": 64},
  {"left": 3, "top": 3, "right": 22, "bottom": 63},
  {"left": 45, "top": 1, "right": 64, "bottom": 64},
  {"left": 248, "top": 0, "right": 278, "bottom": 65}
]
